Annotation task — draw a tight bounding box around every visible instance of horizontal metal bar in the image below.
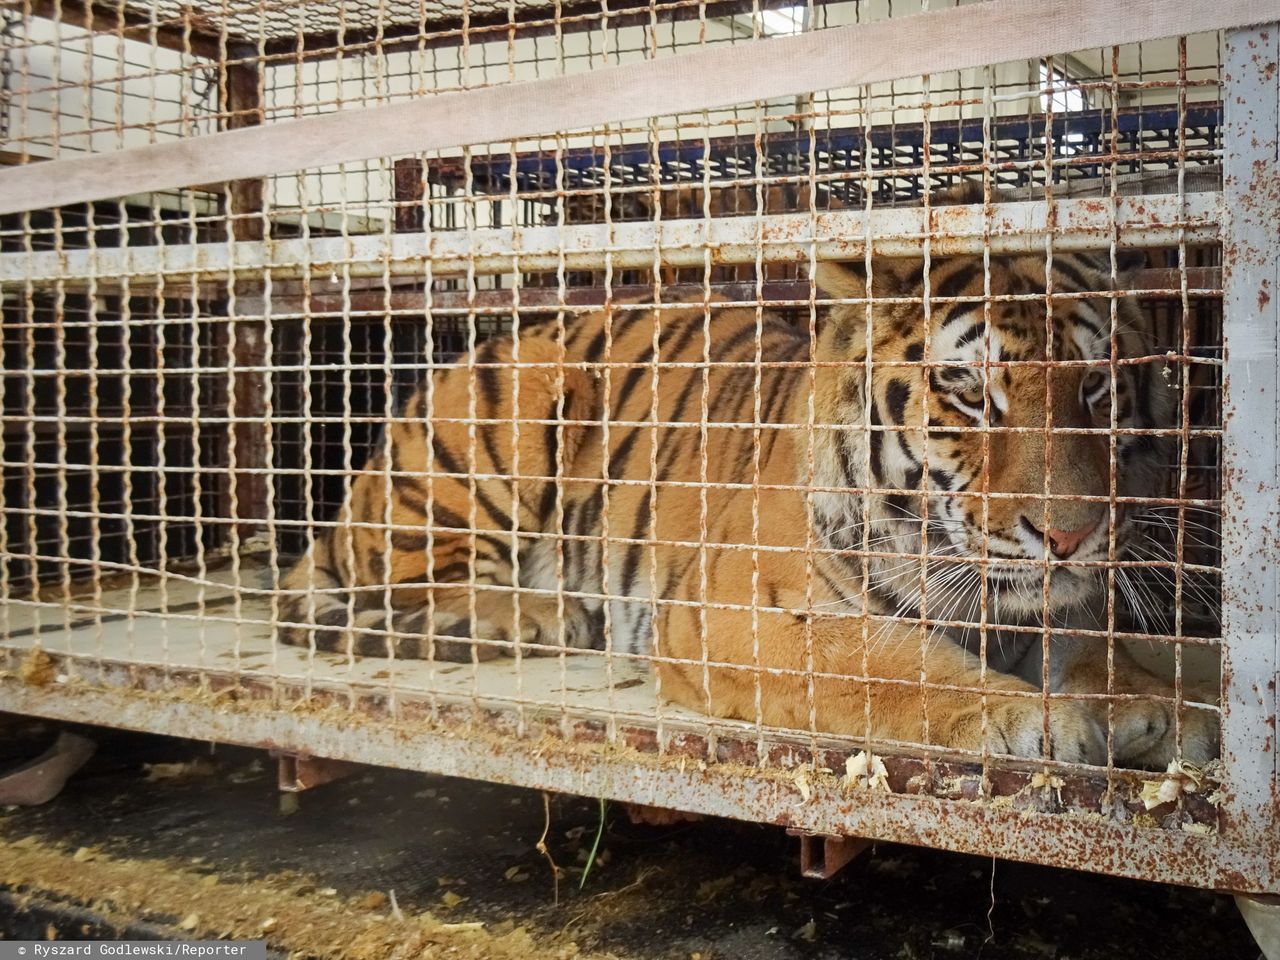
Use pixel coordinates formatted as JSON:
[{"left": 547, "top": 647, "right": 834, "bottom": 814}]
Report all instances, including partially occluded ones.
[
  {"left": 0, "top": 0, "right": 1273, "bottom": 217},
  {"left": 452, "top": 105, "right": 1225, "bottom": 183},
  {"left": 254, "top": 269, "right": 1227, "bottom": 317},
  {"left": 260, "top": 0, "right": 848, "bottom": 59},
  {"left": 25, "top": 0, "right": 771, "bottom": 62},
  {"left": 0, "top": 675, "right": 1269, "bottom": 893},
  {"left": 21, "top": 267, "right": 1213, "bottom": 313},
  {"left": 0, "top": 194, "right": 1224, "bottom": 291},
  {"left": 23, "top": 0, "right": 235, "bottom": 61}
]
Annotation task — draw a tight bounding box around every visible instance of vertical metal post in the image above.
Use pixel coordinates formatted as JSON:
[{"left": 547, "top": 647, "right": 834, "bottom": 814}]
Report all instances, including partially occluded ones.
[
  {"left": 1221, "top": 24, "right": 1280, "bottom": 893},
  {"left": 225, "top": 61, "right": 269, "bottom": 537},
  {"left": 226, "top": 63, "right": 265, "bottom": 244},
  {"left": 393, "top": 157, "right": 425, "bottom": 233}
]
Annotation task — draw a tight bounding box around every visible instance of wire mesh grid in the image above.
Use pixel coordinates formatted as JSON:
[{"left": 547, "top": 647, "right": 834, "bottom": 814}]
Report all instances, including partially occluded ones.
[{"left": 0, "top": 0, "right": 1275, "bottom": 892}]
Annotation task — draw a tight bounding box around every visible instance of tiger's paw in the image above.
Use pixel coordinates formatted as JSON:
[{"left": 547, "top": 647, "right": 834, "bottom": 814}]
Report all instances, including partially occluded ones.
[
  {"left": 1112, "top": 699, "right": 1220, "bottom": 768},
  {"left": 948, "top": 699, "right": 1106, "bottom": 764},
  {"left": 516, "top": 601, "right": 599, "bottom": 655}
]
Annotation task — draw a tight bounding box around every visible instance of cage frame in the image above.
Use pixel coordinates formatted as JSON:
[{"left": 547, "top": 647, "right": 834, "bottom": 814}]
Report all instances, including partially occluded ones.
[{"left": 0, "top": 0, "right": 1276, "bottom": 898}]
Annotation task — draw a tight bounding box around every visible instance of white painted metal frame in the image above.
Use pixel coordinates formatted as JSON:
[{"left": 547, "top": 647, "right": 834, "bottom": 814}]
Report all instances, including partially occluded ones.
[
  {"left": 0, "top": 194, "right": 1225, "bottom": 287},
  {"left": 0, "top": 8, "right": 1276, "bottom": 899},
  {"left": 1219, "top": 22, "right": 1280, "bottom": 889}
]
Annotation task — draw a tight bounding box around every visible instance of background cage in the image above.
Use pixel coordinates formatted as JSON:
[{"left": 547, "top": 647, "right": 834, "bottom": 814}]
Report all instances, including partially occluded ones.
[{"left": 0, "top": 0, "right": 1276, "bottom": 908}]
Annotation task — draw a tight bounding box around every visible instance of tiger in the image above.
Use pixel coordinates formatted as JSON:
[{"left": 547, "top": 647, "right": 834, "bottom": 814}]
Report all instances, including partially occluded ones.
[{"left": 278, "top": 224, "right": 1218, "bottom": 768}]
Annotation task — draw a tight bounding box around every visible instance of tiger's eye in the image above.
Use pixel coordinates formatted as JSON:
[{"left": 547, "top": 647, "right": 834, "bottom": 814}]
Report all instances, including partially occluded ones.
[
  {"left": 1083, "top": 368, "right": 1109, "bottom": 395},
  {"left": 959, "top": 384, "right": 985, "bottom": 407}
]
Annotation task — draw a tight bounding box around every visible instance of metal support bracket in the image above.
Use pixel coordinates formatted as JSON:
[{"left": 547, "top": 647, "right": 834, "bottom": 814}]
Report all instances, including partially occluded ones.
[
  {"left": 274, "top": 752, "right": 361, "bottom": 793},
  {"left": 788, "top": 830, "right": 872, "bottom": 880}
]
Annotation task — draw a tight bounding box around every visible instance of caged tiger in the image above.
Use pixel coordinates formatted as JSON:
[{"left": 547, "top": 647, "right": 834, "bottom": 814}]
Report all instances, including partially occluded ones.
[{"left": 279, "top": 194, "right": 1219, "bottom": 768}]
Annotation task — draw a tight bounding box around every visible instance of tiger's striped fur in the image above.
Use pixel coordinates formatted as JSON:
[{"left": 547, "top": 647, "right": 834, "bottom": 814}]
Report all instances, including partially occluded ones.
[{"left": 279, "top": 252, "right": 1217, "bottom": 766}]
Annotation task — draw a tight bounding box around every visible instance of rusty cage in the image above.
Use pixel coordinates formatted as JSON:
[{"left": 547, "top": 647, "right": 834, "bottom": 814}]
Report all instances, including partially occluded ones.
[{"left": 0, "top": 0, "right": 1277, "bottom": 904}]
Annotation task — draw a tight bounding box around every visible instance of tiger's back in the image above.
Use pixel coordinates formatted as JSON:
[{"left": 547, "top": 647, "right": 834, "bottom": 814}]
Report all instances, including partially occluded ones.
[{"left": 277, "top": 300, "right": 812, "bottom": 661}]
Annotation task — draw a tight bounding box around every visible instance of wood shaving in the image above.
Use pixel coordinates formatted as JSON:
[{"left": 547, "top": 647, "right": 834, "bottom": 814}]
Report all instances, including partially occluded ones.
[
  {"left": 843, "top": 752, "right": 890, "bottom": 793},
  {"left": 791, "top": 768, "right": 812, "bottom": 804},
  {"left": 1029, "top": 773, "right": 1064, "bottom": 791},
  {"left": 388, "top": 889, "right": 405, "bottom": 922},
  {"left": 1140, "top": 759, "right": 1214, "bottom": 811}
]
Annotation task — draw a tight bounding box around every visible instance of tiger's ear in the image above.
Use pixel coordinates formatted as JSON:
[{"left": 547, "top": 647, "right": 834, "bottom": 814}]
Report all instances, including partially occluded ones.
[
  {"left": 816, "top": 259, "right": 923, "bottom": 361},
  {"left": 817, "top": 258, "right": 924, "bottom": 300}
]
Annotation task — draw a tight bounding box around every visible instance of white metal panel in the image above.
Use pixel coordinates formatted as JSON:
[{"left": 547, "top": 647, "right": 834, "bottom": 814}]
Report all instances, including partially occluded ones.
[{"left": 1221, "top": 23, "right": 1280, "bottom": 874}]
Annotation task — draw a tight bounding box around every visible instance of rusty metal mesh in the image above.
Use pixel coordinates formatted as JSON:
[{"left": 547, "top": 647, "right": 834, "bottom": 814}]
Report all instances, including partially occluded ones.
[{"left": 0, "top": 0, "right": 1237, "bottom": 851}]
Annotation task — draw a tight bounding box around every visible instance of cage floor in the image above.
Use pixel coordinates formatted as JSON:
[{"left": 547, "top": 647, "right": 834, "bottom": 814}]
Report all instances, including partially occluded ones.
[
  {"left": 0, "top": 556, "right": 1221, "bottom": 728},
  {"left": 0, "top": 559, "right": 690, "bottom": 728},
  {"left": 0, "top": 557, "right": 1231, "bottom": 848}
]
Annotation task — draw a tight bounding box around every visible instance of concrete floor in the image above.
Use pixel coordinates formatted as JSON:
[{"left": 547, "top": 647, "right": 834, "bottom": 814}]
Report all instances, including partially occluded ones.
[{"left": 0, "top": 719, "right": 1262, "bottom": 960}]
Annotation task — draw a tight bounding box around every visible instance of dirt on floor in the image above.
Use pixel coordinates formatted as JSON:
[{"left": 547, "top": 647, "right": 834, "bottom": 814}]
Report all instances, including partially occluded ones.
[
  {"left": 0, "top": 833, "right": 583, "bottom": 960},
  {"left": 0, "top": 718, "right": 1262, "bottom": 960}
]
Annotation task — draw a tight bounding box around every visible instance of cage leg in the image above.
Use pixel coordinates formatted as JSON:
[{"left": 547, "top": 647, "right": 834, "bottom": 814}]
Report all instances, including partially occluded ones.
[
  {"left": 274, "top": 752, "right": 361, "bottom": 793},
  {"left": 788, "top": 831, "right": 871, "bottom": 880},
  {"left": 1235, "top": 894, "right": 1280, "bottom": 960}
]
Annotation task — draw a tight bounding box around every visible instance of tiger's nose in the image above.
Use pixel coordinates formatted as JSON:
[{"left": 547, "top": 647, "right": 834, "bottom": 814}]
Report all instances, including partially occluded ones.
[{"left": 1022, "top": 516, "right": 1102, "bottom": 559}]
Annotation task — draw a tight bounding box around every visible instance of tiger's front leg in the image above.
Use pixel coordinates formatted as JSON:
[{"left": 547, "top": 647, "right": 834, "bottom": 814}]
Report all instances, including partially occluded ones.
[
  {"left": 388, "top": 578, "right": 597, "bottom": 662},
  {"left": 657, "top": 603, "right": 1106, "bottom": 762}
]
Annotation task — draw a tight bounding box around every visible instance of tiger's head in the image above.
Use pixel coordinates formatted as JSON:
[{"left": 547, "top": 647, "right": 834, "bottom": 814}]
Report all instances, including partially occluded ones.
[{"left": 811, "top": 249, "right": 1176, "bottom": 632}]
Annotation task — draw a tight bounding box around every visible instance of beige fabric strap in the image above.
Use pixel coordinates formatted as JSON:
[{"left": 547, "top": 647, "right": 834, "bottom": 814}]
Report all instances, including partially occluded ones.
[{"left": 1, "top": 0, "right": 1277, "bottom": 217}]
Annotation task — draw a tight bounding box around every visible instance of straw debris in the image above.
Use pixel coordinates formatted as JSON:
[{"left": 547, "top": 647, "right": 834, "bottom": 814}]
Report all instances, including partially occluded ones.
[
  {"left": 0, "top": 832, "right": 599, "bottom": 960},
  {"left": 18, "top": 648, "right": 57, "bottom": 687}
]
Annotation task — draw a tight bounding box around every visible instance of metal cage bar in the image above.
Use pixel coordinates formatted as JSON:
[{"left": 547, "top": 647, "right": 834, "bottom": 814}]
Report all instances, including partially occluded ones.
[{"left": 0, "top": 0, "right": 1274, "bottom": 898}]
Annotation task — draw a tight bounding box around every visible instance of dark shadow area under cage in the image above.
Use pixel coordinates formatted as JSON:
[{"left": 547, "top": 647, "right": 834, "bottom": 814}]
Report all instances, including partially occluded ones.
[{"left": 0, "top": 717, "right": 1258, "bottom": 960}]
